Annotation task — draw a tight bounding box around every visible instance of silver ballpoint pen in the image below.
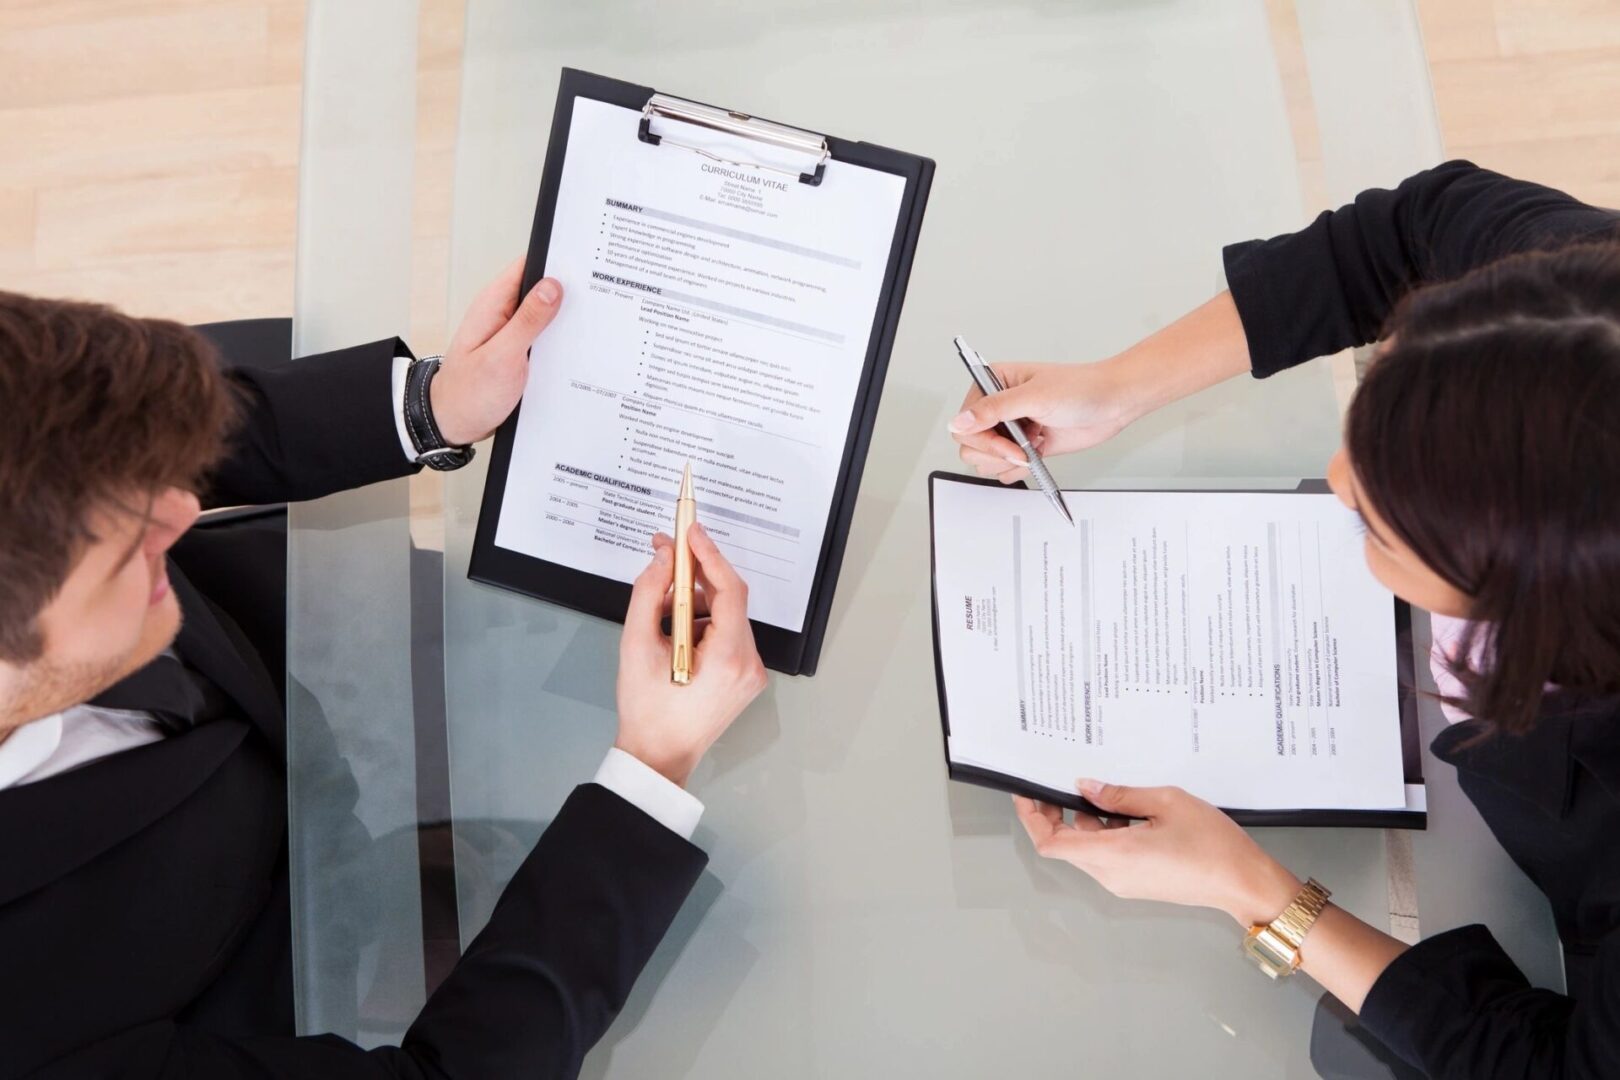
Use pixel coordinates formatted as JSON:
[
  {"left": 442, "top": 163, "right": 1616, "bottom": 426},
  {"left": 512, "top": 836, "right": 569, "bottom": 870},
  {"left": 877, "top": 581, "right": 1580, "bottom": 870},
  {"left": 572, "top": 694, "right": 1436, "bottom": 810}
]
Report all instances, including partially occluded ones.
[{"left": 953, "top": 335, "right": 1075, "bottom": 527}]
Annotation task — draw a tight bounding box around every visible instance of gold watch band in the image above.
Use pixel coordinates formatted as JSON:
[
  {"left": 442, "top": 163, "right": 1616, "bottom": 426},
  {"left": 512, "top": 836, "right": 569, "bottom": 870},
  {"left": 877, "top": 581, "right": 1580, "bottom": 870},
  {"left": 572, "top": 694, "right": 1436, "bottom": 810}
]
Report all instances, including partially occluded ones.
[
  {"left": 1272, "top": 878, "right": 1332, "bottom": 950},
  {"left": 1242, "top": 878, "right": 1333, "bottom": 978}
]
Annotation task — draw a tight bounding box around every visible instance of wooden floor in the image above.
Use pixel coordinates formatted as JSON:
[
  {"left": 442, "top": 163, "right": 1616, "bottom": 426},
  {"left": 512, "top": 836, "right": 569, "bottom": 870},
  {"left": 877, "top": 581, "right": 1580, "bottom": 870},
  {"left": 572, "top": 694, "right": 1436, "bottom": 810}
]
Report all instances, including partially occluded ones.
[{"left": 1, "top": 0, "right": 1617, "bottom": 348}]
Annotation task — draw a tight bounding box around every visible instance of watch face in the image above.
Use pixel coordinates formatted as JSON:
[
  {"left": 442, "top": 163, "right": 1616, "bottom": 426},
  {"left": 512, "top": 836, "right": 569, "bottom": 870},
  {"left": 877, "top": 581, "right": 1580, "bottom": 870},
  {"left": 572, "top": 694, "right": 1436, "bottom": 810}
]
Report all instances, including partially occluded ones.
[
  {"left": 421, "top": 446, "right": 476, "bottom": 472},
  {"left": 1243, "top": 927, "right": 1297, "bottom": 979}
]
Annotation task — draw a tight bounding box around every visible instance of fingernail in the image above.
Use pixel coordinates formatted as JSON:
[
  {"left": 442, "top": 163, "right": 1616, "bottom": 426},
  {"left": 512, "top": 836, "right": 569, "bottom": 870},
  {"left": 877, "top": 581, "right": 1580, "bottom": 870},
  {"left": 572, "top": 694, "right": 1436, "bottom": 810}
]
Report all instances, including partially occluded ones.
[
  {"left": 1076, "top": 778, "right": 1102, "bottom": 797},
  {"left": 949, "top": 411, "right": 974, "bottom": 433},
  {"left": 655, "top": 546, "right": 671, "bottom": 565},
  {"left": 691, "top": 522, "right": 706, "bottom": 540},
  {"left": 1003, "top": 452, "right": 1026, "bottom": 466},
  {"left": 535, "top": 277, "right": 561, "bottom": 304}
]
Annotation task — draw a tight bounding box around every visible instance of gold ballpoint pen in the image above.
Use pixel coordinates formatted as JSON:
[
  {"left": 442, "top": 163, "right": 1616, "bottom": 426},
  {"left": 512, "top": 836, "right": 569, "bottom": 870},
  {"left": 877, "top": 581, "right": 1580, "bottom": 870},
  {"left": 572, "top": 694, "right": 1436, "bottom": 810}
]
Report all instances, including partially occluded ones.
[{"left": 671, "top": 461, "right": 697, "bottom": 685}]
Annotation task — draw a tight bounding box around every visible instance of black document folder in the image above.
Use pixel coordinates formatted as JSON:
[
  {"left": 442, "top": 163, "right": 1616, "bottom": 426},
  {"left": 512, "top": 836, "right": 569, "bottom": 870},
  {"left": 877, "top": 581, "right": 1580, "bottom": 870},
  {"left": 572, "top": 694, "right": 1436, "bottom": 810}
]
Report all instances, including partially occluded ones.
[
  {"left": 470, "top": 69, "right": 933, "bottom": 676},
  {"left": 928, "top": 472, "right": 1426, "bottom": 829}
]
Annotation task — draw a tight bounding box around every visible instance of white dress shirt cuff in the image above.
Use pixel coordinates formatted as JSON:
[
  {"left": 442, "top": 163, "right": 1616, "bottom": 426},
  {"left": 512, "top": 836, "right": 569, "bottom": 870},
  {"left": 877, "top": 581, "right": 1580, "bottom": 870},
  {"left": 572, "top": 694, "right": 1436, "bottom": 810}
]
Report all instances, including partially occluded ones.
[
  {"left": 390, "top": 355, "right": 418, "bottom": 463},
  {"left": 592, "top": 747, "right": 704, "bottom": 840}
]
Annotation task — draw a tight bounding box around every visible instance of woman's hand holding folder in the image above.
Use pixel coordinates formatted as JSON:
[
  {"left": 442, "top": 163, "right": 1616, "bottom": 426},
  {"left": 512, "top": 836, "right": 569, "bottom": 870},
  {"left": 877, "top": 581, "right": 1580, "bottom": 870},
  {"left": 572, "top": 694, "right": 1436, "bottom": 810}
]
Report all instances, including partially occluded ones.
[
  {"left": 1012, "top": 783, "right": 1303, "bottom": 927},
  {"left": 1015, "top": 783, "right": 1410, "bottom": 1014}
]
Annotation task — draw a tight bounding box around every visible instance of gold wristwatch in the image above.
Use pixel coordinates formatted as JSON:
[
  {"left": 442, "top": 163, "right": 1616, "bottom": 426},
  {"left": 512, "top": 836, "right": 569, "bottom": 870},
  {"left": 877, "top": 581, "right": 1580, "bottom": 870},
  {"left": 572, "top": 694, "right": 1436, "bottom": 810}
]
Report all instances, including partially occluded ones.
[{"left": 1242, "top": 878, "right": 1331, "bottom": 979}]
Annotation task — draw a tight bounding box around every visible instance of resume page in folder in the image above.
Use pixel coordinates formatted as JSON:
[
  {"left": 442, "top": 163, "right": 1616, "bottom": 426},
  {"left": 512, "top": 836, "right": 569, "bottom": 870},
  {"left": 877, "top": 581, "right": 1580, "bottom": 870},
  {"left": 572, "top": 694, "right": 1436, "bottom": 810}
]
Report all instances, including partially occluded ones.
[
  {"left": 933, "top": 481, "right": 1408, "bottom": 811},
  {"left": 494, "top": 98, "right": 906, "bottom": 631}
]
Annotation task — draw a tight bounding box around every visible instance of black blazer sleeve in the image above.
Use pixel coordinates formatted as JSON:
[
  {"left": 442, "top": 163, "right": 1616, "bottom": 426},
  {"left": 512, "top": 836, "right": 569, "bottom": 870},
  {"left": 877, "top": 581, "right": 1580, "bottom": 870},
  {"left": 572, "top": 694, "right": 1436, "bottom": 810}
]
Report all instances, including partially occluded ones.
[
  {"left": 1222, "top": 160, "right": 1620, "bottom": 378},
  {"left": 51, "top": 784, "right": 706, "bottom": 1079},
  {"left": 1359, "top": 924, "right": 1620, "bottom": 1079},
  {"left": 202, "top": 338, "right": 421, "bottom": 509}
]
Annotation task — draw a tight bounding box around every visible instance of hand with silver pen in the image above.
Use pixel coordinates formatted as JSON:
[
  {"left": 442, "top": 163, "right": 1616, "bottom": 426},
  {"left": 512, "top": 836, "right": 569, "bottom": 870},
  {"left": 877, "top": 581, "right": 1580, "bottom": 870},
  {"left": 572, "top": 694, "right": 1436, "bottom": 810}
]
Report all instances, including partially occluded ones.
[
  {"left": 948, "top": 293, "right": 1255, "bottom": 484},
  {"left": 952, "top": 337, "right": 1076, "bottom": 525},
  {"left": 948, "top": 358, "right": 1140, "bottom": 485}
]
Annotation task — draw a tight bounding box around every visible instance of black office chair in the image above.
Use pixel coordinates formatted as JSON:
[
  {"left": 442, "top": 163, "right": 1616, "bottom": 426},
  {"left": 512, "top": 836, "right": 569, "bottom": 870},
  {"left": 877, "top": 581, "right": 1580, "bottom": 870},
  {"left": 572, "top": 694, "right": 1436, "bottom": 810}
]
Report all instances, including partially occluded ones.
[
  {"left": 195, "top": 317, "right": 294, "bottom": 371},
  {"left": 192, "top": 318, "right": 294, "bottom": 531}
]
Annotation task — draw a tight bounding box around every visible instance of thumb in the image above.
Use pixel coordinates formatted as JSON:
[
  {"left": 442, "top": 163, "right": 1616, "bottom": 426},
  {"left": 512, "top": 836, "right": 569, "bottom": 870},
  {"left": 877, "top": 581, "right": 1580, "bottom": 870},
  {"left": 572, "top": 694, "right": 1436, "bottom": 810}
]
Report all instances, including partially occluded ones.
[
  {"left": 487, "top": 276, "right": 563, "bottom": 357},
  {"left": 949, "top": 382, "right": 1036, "bottom": 435},
  {"left": 1077, "top": 778, "right": 1165, "bottom": 818}
]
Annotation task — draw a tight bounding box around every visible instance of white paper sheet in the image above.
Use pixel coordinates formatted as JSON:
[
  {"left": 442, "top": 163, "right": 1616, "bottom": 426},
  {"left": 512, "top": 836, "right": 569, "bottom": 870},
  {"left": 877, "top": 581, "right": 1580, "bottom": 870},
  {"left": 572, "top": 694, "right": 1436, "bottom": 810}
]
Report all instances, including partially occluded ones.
[
  {"left": 933, "top": 481, "right": 1408, "bottom": 811},
  {"left": 494, "top": 98, "right": 906, "bottom": 631}
]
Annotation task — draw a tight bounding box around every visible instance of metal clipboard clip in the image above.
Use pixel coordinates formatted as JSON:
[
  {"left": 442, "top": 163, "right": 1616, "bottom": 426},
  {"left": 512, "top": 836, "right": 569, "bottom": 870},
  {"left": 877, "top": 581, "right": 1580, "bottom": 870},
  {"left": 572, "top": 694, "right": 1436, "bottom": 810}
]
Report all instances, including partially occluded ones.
[{"left": 637, "top": 92, "right": 830, "bottom": 187}]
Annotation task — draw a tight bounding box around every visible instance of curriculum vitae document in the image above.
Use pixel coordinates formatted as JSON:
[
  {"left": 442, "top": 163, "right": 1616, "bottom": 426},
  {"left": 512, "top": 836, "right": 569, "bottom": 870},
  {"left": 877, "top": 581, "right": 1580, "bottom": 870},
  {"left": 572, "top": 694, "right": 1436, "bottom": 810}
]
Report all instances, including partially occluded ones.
[
  {"left": 493, "top": 97, "right": 906, "bottom": 631},
  {"left": 933, "top": 480, "right": 1408, "bottom": 812}
]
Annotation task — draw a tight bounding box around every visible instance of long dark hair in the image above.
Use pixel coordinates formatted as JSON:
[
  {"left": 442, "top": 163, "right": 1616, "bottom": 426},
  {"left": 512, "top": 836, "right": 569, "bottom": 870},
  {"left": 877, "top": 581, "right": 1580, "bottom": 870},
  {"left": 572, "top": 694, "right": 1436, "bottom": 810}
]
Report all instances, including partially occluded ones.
[{"left": 1345, "top": 242, "right": 1620, "bottom": 736}]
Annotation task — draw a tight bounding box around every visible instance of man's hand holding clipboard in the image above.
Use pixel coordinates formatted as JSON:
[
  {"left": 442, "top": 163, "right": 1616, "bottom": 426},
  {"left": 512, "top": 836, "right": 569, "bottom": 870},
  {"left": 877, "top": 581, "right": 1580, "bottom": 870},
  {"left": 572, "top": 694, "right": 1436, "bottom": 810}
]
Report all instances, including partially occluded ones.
[{"left": 470, "top": 69, "right": 933, "bottom": 677}]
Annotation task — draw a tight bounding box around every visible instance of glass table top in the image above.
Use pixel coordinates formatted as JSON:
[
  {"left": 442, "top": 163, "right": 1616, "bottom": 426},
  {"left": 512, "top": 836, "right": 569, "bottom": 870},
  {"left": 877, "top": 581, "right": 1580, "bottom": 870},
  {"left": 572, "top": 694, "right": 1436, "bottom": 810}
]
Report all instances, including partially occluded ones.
[{"left": 285, "top": 1, "right": 1562, "bottom": 1074}]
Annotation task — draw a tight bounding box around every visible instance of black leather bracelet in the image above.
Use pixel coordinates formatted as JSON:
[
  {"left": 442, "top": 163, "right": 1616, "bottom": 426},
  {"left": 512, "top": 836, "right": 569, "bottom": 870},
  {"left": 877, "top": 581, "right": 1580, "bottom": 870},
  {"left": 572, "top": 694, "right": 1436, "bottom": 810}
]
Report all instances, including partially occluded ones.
[{"left": 403, "top": 355, "right": 476, "bottom": 471}]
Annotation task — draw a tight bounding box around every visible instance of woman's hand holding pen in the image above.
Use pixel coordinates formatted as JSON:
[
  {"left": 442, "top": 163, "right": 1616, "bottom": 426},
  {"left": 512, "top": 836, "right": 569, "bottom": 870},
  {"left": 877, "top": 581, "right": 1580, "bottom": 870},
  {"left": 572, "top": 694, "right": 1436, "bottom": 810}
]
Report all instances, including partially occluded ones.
[
  {"left": 948, "top": 292, "right": 1255, "bottom": 483},
  {"left": 615, "top": 523, "right": 768, "bottom": 788},
  {"left": 1012, "top": 782, "right": 1304, "bottom": 927},
  {"left": 949, "top": 361, "right": 1144, "bottom": 484}
]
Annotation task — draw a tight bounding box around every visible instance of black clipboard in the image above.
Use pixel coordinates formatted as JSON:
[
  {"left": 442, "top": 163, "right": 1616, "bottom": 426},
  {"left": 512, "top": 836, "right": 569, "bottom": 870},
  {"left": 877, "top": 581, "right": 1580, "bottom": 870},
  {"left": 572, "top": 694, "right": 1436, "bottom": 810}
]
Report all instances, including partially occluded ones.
[
  {"left": 927, "top": 472, "right": 1426, "bottom": 829},
  {"left": 470, "top": 69, "right": 934, "bottom": 676}
]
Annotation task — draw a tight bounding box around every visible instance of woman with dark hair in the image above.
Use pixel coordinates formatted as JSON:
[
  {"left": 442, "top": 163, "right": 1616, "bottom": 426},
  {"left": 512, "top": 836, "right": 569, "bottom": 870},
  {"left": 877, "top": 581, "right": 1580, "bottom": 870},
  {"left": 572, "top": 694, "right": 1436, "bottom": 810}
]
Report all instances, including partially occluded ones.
[{"left": 949, "top": 161, "right": 1620, "bottom": 1078}]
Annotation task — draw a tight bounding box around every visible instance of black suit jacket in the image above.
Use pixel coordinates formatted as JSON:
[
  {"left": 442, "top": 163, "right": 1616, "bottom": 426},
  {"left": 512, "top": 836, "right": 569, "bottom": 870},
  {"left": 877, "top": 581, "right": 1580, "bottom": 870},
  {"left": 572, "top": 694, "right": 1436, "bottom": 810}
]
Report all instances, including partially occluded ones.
[
  {"left": 0, "top": 341, "right": 708, "bottom": 1078},
  {"left": 1225, "top": 162, "right": 1620, "bottom": 1077}
]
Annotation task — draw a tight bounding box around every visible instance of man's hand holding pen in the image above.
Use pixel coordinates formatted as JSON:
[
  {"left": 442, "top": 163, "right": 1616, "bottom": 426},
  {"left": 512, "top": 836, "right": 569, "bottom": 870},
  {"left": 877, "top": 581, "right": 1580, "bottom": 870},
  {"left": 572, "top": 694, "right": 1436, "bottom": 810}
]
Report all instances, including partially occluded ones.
[{"left": 614, "top": 522, "right": 768, "bottom": 788}]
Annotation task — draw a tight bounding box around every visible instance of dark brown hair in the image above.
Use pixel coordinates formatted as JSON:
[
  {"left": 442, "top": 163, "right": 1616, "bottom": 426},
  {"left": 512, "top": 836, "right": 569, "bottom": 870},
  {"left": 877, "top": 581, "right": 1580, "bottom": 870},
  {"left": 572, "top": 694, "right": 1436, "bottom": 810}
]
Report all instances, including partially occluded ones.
[
  {"left": 0, "top": 292, "right": 235, "bottom": 662},
  {"left": 1347, "top": 242, "right": 1620, "bottom": 736}
]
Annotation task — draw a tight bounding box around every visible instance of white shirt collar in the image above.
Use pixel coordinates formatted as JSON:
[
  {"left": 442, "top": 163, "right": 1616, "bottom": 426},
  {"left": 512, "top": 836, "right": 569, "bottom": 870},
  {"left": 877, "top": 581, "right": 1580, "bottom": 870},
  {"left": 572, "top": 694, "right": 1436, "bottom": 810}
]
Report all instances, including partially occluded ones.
[{"left": 0, "top": 712, "right": 64, "bottom": 788}]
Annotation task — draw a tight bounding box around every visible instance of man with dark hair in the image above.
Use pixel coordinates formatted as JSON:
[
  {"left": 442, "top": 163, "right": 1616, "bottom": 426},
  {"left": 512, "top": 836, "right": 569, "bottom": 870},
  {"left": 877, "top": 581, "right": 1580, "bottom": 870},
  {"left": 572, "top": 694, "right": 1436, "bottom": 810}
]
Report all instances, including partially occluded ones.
[{"left": 0, "top": 264, "right": 767, "bottom": 1078}]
